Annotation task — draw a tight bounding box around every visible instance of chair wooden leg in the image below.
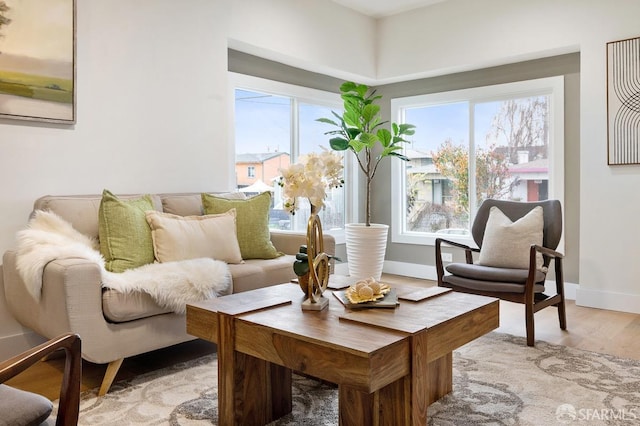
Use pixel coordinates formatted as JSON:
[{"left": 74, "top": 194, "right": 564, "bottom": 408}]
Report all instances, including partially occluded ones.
[
  {"left": 98, "top": 358, "right": 124, "bottom": 396},
  {"left": 525, "top": 302, "right": 535, "bottom": 347},
  {"left": 558, "top": 302, "right": 567, "bottom": 330},
  {"left": 555, "top": 262, "right": 567, "bottom": 330}
]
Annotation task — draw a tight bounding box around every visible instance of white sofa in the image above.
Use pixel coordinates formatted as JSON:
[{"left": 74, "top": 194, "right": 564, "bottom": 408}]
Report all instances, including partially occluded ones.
[{"left": 2, "top": 192, "right": 335, "bottom": 395}]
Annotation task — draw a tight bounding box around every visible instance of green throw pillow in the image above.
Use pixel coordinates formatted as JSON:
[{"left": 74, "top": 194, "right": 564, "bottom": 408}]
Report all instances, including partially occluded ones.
[
  {"left": 201, "top": 191, "right": 281, "bottom": 260},
  {"left": 99, "top": 189, "right": 156, "bottom": 273}
]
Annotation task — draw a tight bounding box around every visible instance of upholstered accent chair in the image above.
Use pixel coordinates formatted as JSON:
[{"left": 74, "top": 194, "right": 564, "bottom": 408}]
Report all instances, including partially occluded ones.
[
  {"left": 0, "top": 333, "right": 81, "bottom": 426},
  {"left": 435, "top": 199, "right": 567, "bottom": 346}
]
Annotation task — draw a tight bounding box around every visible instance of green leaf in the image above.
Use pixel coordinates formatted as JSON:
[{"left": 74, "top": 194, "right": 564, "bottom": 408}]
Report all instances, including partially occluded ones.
[
  {"left": 346, "top": 127, "right": 361, "bottom": 139},
  {"left": 355, "top": 84, "right": 369, "bottom": 97},
  {"left": 362, "top": 104, "right": 380, "bottom": 125},
  {"left": 331, "top": 110, "right": 344, "bottom": 122},
  {"left": 358, "top": 132, "right": 378, "bottom": 148},
  {"left": 329, "top": 137, "right": 350, "bottom": 151},
  {"left": 392, "top": 122, "right": 399, "bottom": 135},
  {"left": 340, "top": 81, "right": 358, "bottom": 93},
  {"left": 377, "top": 129, "right": 392, "bottom": 147},
  {"left": 349, "top": 139, "right": 366, "bottom": 152},
  {"left": 399, "top": 123, "right": 416, "bottom": 135},
  {"left": 343, "top": 110, "right": 361, "bottom": 128},
  {"left": 388, "top": 152, "right": 410, "bottom": 161},
  {"left": 316, "top": 117, "right": 339, "bottom": 127}
]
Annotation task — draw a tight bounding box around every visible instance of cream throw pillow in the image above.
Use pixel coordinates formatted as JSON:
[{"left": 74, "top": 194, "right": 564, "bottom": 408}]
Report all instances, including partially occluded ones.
[
  {"left": 145, "top": 210, "right": 243, "bottom": 264},
  {"left": 478, "top": 206, "right": 544, "bottom": 270}
]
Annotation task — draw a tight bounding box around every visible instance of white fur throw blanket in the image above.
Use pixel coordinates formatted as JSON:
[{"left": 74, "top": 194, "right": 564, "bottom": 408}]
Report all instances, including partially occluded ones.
[{"left": 15, "top": 210, "right": 231, "bottom": 313}]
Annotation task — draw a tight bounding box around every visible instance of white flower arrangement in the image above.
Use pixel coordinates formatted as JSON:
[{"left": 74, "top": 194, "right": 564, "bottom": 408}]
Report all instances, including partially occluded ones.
[{"left": 278, "top": 150, "right": 344, "bottom": 214}]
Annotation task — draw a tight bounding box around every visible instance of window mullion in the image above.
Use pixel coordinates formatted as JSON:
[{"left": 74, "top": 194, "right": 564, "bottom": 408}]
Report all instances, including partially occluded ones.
[
  {"left": 468, "top": 101, "right": 477, "bottom": 225},
  {"left": 291, "top": 97, "right": 299, "bottom": 161}
]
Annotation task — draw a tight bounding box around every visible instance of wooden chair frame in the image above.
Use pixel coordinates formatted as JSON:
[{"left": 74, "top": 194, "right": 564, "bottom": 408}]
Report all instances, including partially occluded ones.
[
  {"left": 0, "top": 333, "right": 81, "bottom": 426},
  {"left": 435, "top": 200, "right": 567, "bottom": 346}
]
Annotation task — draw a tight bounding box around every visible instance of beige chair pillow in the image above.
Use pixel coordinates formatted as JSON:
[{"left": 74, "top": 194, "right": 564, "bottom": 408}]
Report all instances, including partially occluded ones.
[
  {"left": 145, "top": 209, "right": 243, "bottom": 264},
  {"left": 478, "top": 206, "right": 544, "bottom": 270}
]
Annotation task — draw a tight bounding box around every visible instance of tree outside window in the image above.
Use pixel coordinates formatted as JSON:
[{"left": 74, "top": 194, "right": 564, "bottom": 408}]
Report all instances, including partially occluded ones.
[{"left": 394, "top": 80, "right": 559, "bottom": 241}]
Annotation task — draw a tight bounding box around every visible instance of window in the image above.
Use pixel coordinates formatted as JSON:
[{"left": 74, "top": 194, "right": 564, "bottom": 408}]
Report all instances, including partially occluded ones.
[
  {"left": 391, "top": 77, "right": 564, "bottom": 245},
  {"left": 231, "top": 73, "right": 348, "bottom": 239}
]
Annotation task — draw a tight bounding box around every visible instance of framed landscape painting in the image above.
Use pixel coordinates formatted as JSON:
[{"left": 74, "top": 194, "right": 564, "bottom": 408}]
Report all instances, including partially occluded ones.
[{"left": 0, "top": 0, "right": 76, "bottom": 124}]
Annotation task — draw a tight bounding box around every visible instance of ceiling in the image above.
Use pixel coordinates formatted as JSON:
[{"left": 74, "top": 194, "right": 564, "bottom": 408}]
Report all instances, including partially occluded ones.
[{"left": 330, "top": 0, "right": 448, "bottom": 18}]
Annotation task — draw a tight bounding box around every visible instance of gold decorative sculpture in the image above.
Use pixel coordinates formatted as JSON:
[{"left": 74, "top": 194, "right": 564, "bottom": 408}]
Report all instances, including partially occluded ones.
[{"left": 301, "top": 206, "right": 330, "bottom": 311}]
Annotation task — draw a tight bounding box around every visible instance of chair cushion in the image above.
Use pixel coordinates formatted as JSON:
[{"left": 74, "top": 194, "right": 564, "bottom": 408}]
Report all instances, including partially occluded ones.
[
  {"left": 478, "top": 206, "right": 544, "bottom": 269},
  {"left": 446, "top": 263, "right": 546, "bottom": 283},
  {"left": 145, "top": 210, "right": 243, "bottom": 264},
  {"left": 99, "top": 190, "right": 156, "bottom": 273},
  {"left": 442, "top": 274, "right": 546, "bottom": 293},
  {"left": 0, "top": 384, "right": 53, "bottom": 426},
  {"left": 202, "top": 192, "right": 282, "bottom": 260}
]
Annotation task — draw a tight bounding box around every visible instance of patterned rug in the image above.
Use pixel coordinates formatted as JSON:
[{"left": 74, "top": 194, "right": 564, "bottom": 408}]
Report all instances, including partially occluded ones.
[{"left": 56, "top": 332, "right": 640, "bottom": 425}]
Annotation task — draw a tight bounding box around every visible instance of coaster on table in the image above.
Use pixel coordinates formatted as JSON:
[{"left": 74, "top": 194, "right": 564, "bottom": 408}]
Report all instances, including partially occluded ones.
[
  {"left": 327, "top": 274, "right": 352, "bottom": 290},
  {"left": 397, "top": 286, "right": 451, "bottom": 302}
]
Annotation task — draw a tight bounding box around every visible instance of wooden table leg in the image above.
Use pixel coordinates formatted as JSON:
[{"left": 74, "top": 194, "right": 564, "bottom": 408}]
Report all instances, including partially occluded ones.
[
  {"left": 410, "top": 331, "right": 429, "bottom": 426},
  {"left": 218, "top": 313, "right": 293, "bottom": 425},
  {"left": 427, "top": 352, "right": 453, "bottom": 405},
  {"left": 339, "top": 384, "right": 376, "bottom": 425},
  {"left": 218, "top": 313, "right": 236, "bottom": 425}
]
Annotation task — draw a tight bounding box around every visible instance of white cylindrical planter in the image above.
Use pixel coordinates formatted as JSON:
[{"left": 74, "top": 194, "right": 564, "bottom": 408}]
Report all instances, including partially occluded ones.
[{"left": 345, "top": 223, "right": 389, "bottom": 281}]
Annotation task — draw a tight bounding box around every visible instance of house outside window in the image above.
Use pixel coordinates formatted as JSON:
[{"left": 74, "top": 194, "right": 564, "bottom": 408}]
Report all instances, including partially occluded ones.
[
  {"left": 391, "top": 76, "right": 564, "bottom": 245},
  {"left": 231, "top": 73, "right": 349, "bottom": 239},
  {"left": 247, "top": 166, "right": 255, "bottom": 178}
]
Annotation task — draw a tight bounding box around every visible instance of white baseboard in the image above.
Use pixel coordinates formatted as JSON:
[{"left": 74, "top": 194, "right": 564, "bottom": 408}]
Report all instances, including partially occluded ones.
[
  {"left": 576, "top": 287, "right": 640, "bottom": 314},
  {"left": 0, "top": 331, "right": 46, "bottom": 360}
]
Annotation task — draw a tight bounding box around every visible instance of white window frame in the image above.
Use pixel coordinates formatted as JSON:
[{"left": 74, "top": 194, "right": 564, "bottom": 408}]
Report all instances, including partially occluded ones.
[
  {"left": 390, "top": 76, "right": 565, "bottom": 247},
  {"left": 229, "top": 72, "right": 356, "bottom": 244}
]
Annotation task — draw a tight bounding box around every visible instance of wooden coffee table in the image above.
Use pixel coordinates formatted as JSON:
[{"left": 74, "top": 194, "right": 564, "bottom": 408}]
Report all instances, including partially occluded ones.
[{"left": 187, "top": 283, "right": 498, "bottom": 425}]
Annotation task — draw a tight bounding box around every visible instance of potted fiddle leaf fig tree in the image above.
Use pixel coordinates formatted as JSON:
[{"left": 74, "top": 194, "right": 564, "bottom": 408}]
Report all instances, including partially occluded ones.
[{"left": 317, "top": 81, "right": 415, "bottom": 280}]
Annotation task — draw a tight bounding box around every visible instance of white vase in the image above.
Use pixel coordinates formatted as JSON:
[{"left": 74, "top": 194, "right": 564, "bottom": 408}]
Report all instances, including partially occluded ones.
[{"left": 345, "top": 223, "right": 389, "bottom": 281}]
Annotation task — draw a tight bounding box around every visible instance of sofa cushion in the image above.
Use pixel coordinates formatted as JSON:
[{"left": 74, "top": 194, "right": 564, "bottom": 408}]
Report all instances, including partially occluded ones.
[
  {"left": 102, "top": 289, "right": 172, "bottom": 323},
  {"left": 202, "top": 192, "right": 282, "bottom": 260},
  {"left": 145, "top": 210, "right": 243, "bottom": 264},
  {"left": 478, "top": 206, "right": 544, "bottom": 269},
  {"left": 0, "top": 384, "right": 53, "bottom": 426},
  {"left": 228, "top": 255, "right": 296, "bottom": 293},
  {"left": 32, "top": 194, "right": 162, "bottom": 240},
  {"left": 101, "top": 257, "right": 293, "bottom": 321},
  {"left": 99, "top": 190, "right": 156, "bottom": 273},
  {"left": 161, "top": 192, "right": 246, "bottom": 216}
]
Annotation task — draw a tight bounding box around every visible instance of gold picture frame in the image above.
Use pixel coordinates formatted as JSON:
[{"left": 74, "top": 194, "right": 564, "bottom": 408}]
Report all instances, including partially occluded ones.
[
  {"left": 606, "top": 36, "right": 640, "bottom": 165},
  {"left": 0, "top": 0, "right": 76, "bottom": 124}
]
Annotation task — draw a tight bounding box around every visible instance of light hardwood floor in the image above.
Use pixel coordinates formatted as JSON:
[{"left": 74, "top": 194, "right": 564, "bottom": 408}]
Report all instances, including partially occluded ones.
[{"left": 5, "top": 274, "right": 640, "bottom": 401}]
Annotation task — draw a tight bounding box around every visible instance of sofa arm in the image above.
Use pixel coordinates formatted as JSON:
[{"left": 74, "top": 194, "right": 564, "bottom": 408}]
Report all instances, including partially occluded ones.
[
  {"left": 3, "top": 250, "right": 104, "bottom": 344},
  {"left": 270, "top": 230, "right": 336, "bottom": 257}
]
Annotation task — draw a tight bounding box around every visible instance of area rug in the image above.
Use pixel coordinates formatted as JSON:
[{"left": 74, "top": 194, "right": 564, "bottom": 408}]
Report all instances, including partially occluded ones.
[{"left": 56, "top": 332, "right": 640, "bottom": 425}]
